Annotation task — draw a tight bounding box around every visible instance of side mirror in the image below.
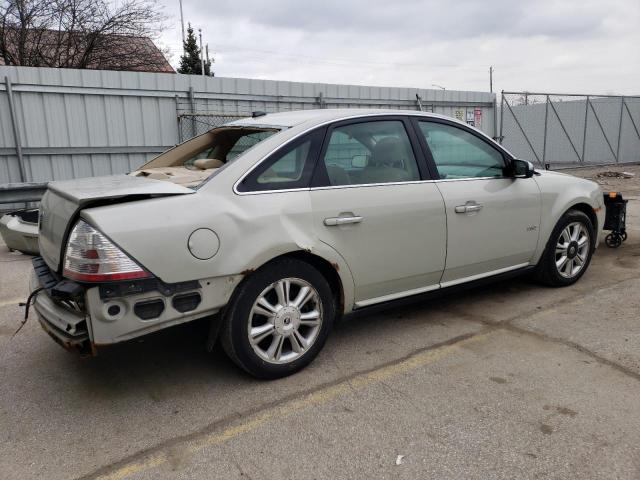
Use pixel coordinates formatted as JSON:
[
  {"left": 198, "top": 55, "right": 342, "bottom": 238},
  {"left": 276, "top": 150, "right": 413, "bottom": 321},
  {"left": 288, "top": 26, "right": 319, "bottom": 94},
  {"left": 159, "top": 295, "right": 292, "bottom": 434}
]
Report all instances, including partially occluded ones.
[{"left": 512, "top": 159, "right": 535, "bottom": 178}]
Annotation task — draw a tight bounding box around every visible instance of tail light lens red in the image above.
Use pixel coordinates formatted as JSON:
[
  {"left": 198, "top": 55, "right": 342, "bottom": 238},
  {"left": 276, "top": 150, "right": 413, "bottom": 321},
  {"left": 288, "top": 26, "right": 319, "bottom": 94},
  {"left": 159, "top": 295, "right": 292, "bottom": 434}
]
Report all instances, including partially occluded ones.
[{"left": 63, "top": 220, "right": 152, "bottom": 282}]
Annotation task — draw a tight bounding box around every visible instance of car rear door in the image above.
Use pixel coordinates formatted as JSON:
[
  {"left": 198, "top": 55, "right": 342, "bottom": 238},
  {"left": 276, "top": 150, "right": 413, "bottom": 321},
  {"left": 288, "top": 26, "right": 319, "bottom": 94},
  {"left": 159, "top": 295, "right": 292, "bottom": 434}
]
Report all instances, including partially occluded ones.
[
  {"left": 411, "top": 118, "right": 541, "bottom": 286},
  {"left": 310, "top": 117, "right": 447, "bottom": 306}
]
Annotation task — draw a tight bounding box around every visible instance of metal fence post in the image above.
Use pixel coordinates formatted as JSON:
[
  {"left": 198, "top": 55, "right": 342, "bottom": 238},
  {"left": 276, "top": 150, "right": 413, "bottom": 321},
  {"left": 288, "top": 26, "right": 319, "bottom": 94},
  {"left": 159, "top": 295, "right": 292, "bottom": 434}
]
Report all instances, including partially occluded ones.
[
  {"left": 499, "top": 91, "right": 504, "bottom": 144},
  {"left": 542, "top": 95, "right": 549, "bottom": 167},
  {"left": 615, "top": 96, "right": 624, "bottom": 163},
  {"left": 492, "top": 95, "right": 498, "bottom": 141},
  {"left": 174, "top": 94, "right": 182, "bottom": 143},
  {"left": 4, "top": 76, "right": 27, "bottom": 183},
  {"left": 317, "top": 92, "right": 326, "bottom": 109},
  {"left": 188, "top": 86, "right": 196, "bottom": 139},
  {"left": 581, "top": 96, "right": 589, "bottom": 164}
]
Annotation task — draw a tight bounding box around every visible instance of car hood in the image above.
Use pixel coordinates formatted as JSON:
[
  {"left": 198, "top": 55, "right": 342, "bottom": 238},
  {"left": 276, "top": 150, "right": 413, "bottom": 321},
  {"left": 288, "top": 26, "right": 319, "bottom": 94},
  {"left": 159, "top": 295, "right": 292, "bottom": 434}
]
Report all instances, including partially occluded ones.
[{"left": 39, "top": 175, "right": 194, "bottom": 272}]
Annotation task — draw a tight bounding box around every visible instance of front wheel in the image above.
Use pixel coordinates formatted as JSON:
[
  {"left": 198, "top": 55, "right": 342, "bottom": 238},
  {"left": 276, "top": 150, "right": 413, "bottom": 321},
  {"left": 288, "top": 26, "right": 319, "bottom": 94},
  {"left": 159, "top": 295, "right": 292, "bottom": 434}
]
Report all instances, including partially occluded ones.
[
  {"left": 221, "top": 258, "right": 335, "bottom": 379},
  {"left": 535, "top": 209, "right": 595, "bottom": 287}
]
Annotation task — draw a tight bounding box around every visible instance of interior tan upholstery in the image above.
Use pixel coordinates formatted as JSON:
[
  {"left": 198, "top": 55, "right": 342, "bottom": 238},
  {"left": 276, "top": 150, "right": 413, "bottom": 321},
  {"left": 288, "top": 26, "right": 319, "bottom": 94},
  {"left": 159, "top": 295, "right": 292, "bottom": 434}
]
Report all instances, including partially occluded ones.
[
  {"left": 130, "top": 166, "right": 216, "bottom": 187},
  {"left": 194, "top": 158, "right": 224, "bottom": 170}
]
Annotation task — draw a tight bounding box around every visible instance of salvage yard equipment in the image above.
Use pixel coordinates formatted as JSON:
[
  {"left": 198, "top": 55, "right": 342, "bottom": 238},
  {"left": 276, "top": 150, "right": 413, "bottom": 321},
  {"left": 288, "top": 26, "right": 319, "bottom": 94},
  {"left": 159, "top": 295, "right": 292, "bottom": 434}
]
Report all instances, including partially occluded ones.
[{"left": 603, "top": 192, "right": 628, "bottom": 248}]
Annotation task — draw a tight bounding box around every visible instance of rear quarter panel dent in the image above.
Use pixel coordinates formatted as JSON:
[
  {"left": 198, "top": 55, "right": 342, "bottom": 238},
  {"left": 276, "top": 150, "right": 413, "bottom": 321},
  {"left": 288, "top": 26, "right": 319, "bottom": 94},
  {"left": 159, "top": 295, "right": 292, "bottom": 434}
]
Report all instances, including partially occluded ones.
[{"left": 81, "top": 189, "right": 357, "bottom": 311}]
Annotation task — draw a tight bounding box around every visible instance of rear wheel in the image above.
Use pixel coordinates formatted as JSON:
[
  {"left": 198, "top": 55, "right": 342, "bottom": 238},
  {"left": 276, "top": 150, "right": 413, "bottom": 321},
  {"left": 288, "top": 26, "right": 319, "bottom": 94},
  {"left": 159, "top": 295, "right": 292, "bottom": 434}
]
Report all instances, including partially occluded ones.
[
  {"left": 221, "top": 258, "right": 335, "bottom": 379},
  {"left": 535, "top": 210, "right": 595, "bottom": 287}
]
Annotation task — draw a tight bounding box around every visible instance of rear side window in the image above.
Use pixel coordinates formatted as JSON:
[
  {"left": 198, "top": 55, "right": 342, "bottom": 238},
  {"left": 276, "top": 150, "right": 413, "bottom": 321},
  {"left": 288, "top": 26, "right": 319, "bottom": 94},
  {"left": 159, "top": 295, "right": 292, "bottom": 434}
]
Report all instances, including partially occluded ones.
[
  {"left": 237, "top": 129, "right": 324, "bottom": 192},
  {"left": 417, "top": 121, "right": 506, "bottom": 179}
]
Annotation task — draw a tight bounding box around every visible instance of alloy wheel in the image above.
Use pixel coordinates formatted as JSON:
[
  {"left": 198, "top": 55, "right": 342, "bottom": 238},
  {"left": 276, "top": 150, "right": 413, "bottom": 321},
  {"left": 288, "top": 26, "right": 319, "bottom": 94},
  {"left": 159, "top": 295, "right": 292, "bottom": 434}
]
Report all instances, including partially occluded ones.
[
  {"left": 555, "top": 221, "right": 590, "bottom": 279},
  {"left": 247, "top": 277, "right": 323, "bottom": 364}
]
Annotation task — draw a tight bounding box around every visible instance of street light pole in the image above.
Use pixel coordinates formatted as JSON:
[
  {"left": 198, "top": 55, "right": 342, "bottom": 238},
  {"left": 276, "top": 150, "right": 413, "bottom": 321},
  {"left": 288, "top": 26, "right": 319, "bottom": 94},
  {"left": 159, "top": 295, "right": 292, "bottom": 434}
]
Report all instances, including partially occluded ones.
[
  {"left": 179, "top": 0, "right": 185, "bottom": 47},
  {"left": 489, "top": 66, "right": 493, "bottom": 93}
]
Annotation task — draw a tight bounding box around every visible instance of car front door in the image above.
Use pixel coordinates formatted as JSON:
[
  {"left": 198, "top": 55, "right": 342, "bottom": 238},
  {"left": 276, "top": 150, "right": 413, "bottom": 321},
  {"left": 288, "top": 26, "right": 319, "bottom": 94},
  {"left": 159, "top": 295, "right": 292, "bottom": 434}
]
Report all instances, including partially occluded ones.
[
  {"left": 413, "top": 119, "right": 541, "bottom": 286},
  {"left": 310, "top": 118, "right": 447, "bottom": 306}
]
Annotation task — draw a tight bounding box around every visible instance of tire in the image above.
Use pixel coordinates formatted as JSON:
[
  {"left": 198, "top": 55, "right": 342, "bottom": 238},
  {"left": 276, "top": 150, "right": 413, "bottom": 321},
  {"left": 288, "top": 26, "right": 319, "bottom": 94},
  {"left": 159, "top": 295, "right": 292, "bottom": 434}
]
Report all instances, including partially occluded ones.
[
  {"left": 535, "top": 209, "right": 595, "bottom": 287},
  {"left": 605, "top": 233, "right": 622, "bottom": 248},
  {"left": 221, "top": 258, "right": 335, "bottom": 379}
]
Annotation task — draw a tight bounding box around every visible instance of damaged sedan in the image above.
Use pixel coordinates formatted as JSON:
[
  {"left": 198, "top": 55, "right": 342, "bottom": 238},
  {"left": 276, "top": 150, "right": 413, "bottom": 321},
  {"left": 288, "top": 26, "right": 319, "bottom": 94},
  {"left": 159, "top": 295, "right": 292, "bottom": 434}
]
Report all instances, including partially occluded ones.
[{"left": 27, "top": 109, "right": 605, "bottom": 378}]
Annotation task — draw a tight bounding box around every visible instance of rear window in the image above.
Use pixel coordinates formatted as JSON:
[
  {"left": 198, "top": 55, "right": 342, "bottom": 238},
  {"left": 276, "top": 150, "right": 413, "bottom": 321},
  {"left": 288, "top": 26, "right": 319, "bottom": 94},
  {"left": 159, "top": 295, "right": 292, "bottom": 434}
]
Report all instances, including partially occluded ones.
[
  {"left": 183, "top": 129, "right": 278, "bottom": 168},
  {"left": 131, "top": 126, "right": 280, "bottom": 188}
]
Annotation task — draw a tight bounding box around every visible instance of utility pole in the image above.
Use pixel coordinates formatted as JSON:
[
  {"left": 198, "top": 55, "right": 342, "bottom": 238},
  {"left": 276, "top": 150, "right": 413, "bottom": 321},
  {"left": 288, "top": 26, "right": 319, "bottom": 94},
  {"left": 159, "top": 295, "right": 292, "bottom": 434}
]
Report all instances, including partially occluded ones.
[
  {"left": 179, "top": 0, "right": 185, "bottom": 47},
  {"left": 205, "top": 44, "right": 214, "bottom": 77},
  {"left": 198, "top": 28, "right": 205, "bottom": 76},
  {"left": 489, "top": 66, "right": 493, "bottom": 93}
]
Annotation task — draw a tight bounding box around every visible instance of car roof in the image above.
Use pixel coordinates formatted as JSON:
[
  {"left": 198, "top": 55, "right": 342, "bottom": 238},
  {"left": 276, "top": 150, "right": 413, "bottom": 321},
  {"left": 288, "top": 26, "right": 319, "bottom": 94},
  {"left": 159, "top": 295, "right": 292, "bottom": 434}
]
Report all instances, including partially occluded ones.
[{"left": 226, "top": 108, "right": 462, "bottom": 129}]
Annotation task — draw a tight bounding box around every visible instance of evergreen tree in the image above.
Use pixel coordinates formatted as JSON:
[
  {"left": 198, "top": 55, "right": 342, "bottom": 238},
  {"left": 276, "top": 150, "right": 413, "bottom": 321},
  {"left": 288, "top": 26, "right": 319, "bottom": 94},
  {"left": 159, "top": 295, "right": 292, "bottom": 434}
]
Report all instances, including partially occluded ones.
[{"left": 177, "top": 23, "right": 212, "bottom": 75}]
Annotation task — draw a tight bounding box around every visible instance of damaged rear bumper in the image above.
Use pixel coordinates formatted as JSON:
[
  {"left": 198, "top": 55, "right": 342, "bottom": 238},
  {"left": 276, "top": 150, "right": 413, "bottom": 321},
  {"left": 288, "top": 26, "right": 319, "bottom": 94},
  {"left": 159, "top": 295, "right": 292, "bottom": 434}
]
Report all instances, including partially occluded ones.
[
  {"left": 29, "top": 257, "right": 241, "bottom": 354},
  {"left": 29, "top": 259, "right": 92, "bottom": 354}
]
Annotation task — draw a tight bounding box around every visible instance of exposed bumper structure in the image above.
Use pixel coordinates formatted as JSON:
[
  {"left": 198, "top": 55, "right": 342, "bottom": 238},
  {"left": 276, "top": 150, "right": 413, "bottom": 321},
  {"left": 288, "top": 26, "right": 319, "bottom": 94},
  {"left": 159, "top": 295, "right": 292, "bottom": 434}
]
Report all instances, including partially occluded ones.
[
  {"left": 29, "top": 265, "right": 91, "bottom": 354},
  {"left": 29, "top": 256, "right": 241, "bottom": 354}
]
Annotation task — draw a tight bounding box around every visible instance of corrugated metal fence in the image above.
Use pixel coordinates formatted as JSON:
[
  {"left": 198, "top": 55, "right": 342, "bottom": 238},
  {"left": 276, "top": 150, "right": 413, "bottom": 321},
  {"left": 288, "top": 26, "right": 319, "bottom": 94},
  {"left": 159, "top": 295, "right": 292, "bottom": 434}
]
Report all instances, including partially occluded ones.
[
  {"left": 0, "top": 65, "right": 495, "bottom": 188},
  {"left": 500, "top": 92, "right": 640, "bottom": 168}
]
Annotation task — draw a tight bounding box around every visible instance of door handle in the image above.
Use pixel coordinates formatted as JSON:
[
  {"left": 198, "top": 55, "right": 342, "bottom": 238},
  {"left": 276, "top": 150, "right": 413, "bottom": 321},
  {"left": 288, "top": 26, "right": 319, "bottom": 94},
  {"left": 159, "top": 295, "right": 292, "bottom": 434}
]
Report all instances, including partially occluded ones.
[
  {"left": 455, "top": 202, "right": 483, "bottom": 214},
  {"left": 324, "top": 216, "right": 364, "bottom": 226}
]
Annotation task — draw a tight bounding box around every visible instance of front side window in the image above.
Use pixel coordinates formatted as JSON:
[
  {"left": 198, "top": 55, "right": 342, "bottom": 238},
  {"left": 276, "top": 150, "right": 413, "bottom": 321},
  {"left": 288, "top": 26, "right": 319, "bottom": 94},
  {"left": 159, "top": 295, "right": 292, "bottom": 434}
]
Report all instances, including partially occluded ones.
[
  {"left": 319, "top": 120, "right": 420, "bottom": 186},
  {"left": 417, "top": 121, "right": 506, "bottom": 179},
  {"left": 237, "top": 129, "right": 324, "bottom": 192}
]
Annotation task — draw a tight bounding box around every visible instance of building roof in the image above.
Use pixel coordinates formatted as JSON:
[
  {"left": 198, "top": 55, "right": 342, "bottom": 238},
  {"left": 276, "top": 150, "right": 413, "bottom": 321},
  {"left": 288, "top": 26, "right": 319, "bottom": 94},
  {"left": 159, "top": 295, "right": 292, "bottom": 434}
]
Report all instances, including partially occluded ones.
[{"left": 0, "top": 29, "right": 174, "bottom": 73}]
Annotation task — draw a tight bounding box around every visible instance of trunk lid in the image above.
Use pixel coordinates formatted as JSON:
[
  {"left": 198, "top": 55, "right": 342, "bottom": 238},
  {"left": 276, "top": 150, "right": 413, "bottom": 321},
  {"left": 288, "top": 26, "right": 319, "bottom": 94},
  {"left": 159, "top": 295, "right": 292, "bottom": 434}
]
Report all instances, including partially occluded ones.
[{"left": 39, "top": 175, "right": 194, "bottom": 271}]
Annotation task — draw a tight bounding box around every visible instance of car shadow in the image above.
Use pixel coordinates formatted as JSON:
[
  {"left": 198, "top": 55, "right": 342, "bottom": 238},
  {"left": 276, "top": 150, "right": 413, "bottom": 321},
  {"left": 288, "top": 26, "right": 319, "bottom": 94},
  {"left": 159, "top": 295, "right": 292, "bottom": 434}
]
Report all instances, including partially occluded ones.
[{"left": 59, "top": 275, "right": 536, "bottom": 397}]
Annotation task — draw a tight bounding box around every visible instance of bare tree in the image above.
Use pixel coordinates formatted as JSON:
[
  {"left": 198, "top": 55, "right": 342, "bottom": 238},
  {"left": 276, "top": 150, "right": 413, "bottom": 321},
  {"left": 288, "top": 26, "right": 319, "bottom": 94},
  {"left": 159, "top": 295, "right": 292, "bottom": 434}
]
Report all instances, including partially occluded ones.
[{"left": 0, "top": 0, "right": 170, "bottom": 72}]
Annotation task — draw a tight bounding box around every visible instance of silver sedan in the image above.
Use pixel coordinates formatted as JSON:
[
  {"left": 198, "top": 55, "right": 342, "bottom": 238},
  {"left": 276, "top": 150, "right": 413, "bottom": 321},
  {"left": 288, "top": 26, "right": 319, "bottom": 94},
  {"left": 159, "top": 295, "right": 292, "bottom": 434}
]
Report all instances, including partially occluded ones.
[{"left": 31, "top": 109, "right": 604, "bottom": 378}]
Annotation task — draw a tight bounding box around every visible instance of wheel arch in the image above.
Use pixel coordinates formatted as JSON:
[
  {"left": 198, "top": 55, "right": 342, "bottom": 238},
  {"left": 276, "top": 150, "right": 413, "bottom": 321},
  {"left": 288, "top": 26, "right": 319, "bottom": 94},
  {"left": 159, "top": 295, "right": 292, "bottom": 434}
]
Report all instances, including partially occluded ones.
[
  {"left": 566, "top": 202, "right": 598, "bottom": 233},
  {"left": 239, "top": 250, "right": 350, "bottom": 316}
]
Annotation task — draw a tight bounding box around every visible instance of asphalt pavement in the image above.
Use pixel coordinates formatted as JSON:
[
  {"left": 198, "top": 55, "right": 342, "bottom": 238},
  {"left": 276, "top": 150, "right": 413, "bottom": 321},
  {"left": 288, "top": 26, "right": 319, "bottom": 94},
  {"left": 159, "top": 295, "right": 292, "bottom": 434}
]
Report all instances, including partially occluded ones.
[{"left": 1, "top": 165, "right": 639, "bottom": 480}]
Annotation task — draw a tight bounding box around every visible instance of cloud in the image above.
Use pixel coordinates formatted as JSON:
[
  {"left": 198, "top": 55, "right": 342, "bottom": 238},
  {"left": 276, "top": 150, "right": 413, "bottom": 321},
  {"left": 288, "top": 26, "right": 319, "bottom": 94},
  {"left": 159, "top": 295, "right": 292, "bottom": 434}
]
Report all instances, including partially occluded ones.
[{"left": 159, "top": 0, "right": 640, "bottom": 95}]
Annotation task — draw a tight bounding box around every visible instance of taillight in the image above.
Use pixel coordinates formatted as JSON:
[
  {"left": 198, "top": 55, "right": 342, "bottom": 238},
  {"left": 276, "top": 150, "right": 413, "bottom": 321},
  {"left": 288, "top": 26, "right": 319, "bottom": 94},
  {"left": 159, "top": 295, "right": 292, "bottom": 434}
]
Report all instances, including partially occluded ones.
[{"left": 63, "top": 220, "right": 152, "bottom": 282}]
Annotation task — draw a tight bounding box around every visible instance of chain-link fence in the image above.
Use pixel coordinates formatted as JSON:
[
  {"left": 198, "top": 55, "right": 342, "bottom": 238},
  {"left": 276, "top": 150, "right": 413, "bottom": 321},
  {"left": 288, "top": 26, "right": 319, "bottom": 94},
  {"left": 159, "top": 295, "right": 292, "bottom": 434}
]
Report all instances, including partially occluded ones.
[
  {"left": 175, "top": 91, "right": 493, "bottom": 143},
  {"left": 177, "top": 113, "right": 249, "bottom": 142},
  {"left": 500, "top": 92, "right": 640, "bottom": 168}
]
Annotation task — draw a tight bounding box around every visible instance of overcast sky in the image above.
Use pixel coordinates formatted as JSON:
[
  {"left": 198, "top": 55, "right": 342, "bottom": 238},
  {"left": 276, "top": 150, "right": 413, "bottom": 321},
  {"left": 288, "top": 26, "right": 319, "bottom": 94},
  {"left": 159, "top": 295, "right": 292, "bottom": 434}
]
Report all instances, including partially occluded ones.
[{"left": 157, "top": 0, "right": 639, "bottom": 95}]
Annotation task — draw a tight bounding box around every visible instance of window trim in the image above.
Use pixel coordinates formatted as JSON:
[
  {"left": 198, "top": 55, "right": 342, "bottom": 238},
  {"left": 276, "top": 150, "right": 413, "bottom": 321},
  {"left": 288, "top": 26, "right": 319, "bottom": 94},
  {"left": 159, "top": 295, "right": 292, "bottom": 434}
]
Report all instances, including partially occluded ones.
[
  {"left": 311, "top": 116, "right": 432, "bottom": 188},
  {"left": 408, "top": 117, "right": 514, "bottom": 181},
  {"left": 235, "top": 127, "right": 326, "bottom": 193},
  {"left": 232, "top": 112, "right": 515, "bottom": 195}
]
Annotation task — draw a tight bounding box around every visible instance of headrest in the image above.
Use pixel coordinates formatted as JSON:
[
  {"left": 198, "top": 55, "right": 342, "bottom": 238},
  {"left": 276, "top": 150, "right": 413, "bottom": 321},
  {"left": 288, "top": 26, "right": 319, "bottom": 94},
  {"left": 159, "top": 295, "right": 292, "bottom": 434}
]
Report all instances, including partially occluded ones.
[{"left": 194, "top": 158, "right": 224, "bottom": 170}]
